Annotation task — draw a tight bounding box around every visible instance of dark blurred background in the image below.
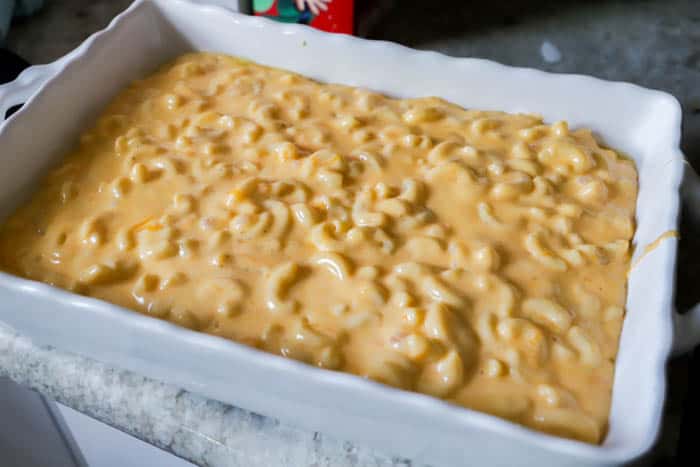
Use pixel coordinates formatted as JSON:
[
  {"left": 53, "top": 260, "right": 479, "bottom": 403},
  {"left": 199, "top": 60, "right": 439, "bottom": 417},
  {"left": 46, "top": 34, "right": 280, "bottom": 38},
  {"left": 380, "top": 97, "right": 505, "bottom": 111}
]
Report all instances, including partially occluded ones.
[{"left": 3, "top": 0, "right": 700, "bottom": 465}]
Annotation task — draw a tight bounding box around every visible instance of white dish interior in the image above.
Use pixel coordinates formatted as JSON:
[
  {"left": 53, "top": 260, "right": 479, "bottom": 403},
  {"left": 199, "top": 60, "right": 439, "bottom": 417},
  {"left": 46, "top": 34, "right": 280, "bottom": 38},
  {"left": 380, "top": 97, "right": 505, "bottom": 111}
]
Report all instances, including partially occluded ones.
[{"left": 0, "top": 1, "right": 685, "bottom": 466}]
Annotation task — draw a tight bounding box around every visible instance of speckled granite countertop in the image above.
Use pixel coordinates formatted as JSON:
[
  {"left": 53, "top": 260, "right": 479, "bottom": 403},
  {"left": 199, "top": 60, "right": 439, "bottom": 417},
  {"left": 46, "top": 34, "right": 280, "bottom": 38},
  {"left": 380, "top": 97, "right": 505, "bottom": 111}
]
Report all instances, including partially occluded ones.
[
  {"left": 2, "top": 1, "right": 700, "bottom": 466},
  {"left": 0, "top": 325, "right": 415, "bottom": 467}
]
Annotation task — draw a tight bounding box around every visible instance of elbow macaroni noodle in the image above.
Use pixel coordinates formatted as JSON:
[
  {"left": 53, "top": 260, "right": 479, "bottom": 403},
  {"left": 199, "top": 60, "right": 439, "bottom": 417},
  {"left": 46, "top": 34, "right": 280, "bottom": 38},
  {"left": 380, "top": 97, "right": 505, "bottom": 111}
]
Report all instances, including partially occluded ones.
[{"left": 0, "top": 53, "right": 638, "bottom": 444}]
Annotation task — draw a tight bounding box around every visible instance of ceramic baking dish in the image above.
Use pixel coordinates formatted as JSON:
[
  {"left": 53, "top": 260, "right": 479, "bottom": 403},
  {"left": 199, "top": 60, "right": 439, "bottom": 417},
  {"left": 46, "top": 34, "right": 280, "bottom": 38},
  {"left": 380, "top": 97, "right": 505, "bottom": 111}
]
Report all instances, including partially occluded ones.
[{"left": 0, "top": 1, "right": 697, "bottom": 465}]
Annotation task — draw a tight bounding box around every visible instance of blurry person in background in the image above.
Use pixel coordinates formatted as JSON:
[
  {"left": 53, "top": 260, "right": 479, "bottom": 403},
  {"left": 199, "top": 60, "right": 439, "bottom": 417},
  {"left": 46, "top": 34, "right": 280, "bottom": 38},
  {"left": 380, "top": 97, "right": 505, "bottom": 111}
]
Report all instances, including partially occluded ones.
[{"left": 253, "top": 0, "right": 332, "bottom": 25}]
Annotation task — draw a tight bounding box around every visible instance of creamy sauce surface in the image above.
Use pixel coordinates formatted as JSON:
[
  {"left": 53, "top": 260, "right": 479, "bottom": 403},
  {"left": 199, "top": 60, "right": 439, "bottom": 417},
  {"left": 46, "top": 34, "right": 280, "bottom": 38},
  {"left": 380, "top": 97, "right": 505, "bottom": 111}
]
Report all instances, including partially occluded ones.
[{"left": 0, "top": 53, "right": 639, "bottom": 444}]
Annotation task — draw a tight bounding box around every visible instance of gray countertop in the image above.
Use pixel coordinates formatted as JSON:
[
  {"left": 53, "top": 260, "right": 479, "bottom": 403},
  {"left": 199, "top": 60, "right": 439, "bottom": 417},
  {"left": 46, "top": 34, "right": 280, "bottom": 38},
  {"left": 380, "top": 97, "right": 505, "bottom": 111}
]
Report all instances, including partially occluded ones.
[
  {"left": 2, "top": 0, "right": 700, "bottom": 466},
  {"left": 0, "top": 325, "right": 413, "bottom": 467}
]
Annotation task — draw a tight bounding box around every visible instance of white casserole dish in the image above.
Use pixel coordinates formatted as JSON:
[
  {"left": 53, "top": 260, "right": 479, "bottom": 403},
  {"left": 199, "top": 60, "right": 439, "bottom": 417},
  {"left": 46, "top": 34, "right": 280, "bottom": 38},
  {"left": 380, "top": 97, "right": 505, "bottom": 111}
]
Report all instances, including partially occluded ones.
[{"left": 0, "top": 1, "right": 698, "bottom": 465}]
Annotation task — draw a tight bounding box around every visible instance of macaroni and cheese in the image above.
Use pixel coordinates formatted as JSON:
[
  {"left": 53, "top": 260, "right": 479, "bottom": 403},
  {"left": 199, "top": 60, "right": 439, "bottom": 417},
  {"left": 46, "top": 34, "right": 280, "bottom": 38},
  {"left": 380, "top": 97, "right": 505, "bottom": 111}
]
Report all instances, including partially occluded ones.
[{"left": 0, "top": 53, "right": 638, "bottom": 444}]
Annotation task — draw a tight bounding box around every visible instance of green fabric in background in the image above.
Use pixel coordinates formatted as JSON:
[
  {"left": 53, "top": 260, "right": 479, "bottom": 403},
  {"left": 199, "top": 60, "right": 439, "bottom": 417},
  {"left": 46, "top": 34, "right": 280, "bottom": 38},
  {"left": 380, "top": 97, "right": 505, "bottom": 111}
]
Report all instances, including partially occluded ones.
[{"left": 253, "top": 0, "right": 313, "bottom": 24}]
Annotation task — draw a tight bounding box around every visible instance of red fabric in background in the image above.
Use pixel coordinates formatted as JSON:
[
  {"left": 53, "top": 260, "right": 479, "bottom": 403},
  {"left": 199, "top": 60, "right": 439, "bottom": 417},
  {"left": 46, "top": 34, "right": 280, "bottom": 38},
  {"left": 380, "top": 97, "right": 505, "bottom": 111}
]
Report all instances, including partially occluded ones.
[
  {"left": 311, "top": 0, "right": 353, "bottom": 34},
  {"left": 258, "top": 2, "right": 278, "bottom": 15},
  {"left": 252, "top": 0, "right": 354, "bottom": 35}
]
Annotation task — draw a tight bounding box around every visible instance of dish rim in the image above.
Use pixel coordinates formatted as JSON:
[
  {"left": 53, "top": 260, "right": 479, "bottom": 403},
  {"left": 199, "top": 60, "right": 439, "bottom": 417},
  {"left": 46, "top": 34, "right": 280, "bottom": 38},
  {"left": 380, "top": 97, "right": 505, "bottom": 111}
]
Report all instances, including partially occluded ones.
[{"left": 0, "top": 0, "right": 685, "bottom": 463}]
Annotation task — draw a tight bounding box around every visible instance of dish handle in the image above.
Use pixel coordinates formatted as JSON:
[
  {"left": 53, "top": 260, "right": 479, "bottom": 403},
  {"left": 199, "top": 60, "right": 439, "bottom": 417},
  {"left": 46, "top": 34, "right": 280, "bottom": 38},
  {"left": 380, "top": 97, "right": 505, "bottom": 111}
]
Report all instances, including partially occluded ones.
[
  {"left": 0, "top": 56, "right": 66, "bottom": 121},
  {"left": 674, "top": 164, "right": 700, "bottom": 356}
]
